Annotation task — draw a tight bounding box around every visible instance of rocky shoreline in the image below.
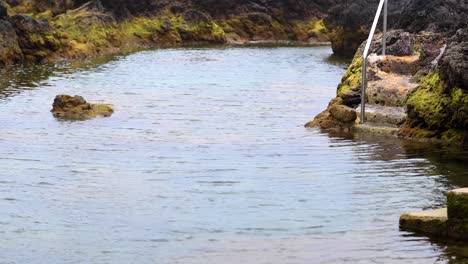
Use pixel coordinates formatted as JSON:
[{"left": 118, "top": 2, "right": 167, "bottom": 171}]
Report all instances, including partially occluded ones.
[
  {"left": 0, "top": 0, "right": 466, "bottom": 145},
  {"left": 304, "top": 0, "right": 467, "bottom": 146},
  {"left": 306, "top": 29, "right": 467, "bottom": 146},
  {"left": 0, "top": 0, "right": 331, "bottom": 64}
]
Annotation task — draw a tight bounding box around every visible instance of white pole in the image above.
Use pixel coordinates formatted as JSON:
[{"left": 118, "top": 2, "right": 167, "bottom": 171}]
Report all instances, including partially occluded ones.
[{"left": 383, "top": 0, "right": 388, "bottom": 56}]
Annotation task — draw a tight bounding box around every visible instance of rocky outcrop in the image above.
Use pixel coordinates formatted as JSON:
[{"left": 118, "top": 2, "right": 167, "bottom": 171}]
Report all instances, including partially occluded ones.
[
  {"left": 439, "top": 29, "right": 468, "bottom": 90},
  {"left": 0, "top": 0, "right": 337, "bottom": 64},
  {"left": 324, "top": 0, "right": 467, "bottom": 57},
  {"left": 0, "top": 19, "right": 23, "bottom": 63},
  {"left": 324, "top": 0, "right": 409, "bottom": 56},
  {"left": 51, "top": 95, "right": 113, "bottom": 120},
  {"left": 307, "top": 29, "right": 467, "bottom": 145},
  {"left": 9, "top": 14, "right": 61, "bottom": 62},
  {"left": 396, "top": 0, "right": 468, "bottom": 35}
]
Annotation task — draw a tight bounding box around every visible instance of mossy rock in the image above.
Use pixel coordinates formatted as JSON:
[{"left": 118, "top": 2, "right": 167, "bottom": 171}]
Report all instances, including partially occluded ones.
[
  {"left": 329, "top": 104, "right": 357, "bottom": 123},
  {"left": 447, "top": 189, "right": 468, "bottom": 222},
  {"left": 51, "top": 95, "right": 113, "bottom": 121},
  {"left": 399, "top": 208, "right": 448, "bottom": 237},
  {"left": 337, "top": 55, "right": 363, "bottom": 97},
  {"left": 406, "top": 71, "right": 468, "bottom": 133}
]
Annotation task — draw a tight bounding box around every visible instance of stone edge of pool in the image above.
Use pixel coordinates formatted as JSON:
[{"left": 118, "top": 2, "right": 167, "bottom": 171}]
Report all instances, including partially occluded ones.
[{"left": 400, "top": 188, "right": 468, "bottom": 241}]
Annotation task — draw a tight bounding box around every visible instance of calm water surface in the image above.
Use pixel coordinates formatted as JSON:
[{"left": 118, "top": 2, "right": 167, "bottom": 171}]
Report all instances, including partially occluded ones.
[{"left": 0, "top": 46, "right": 467, "bottom": 263}]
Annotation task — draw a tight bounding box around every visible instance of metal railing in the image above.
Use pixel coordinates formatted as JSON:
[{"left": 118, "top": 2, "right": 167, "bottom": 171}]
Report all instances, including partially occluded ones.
[{"left": 360, "top": 0, "right": 388, "bottom": 124}]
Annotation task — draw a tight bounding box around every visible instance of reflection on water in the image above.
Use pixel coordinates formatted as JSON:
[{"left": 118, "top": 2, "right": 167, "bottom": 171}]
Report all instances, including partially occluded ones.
[{"left": 0, "top": 46, "right": 467, "bottom": 263}]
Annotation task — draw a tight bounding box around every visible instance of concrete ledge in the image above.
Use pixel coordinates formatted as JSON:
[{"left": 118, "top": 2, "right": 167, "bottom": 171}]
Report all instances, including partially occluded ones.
[
  {"left": 400, "top": 188, "right": 468, "bottom": 241},
  {"left": 400, "top": 208, "right": 448, "bottom": 237}
]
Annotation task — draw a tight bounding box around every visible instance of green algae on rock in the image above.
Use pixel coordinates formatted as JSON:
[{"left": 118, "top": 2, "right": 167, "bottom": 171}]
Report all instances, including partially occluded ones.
[
  {"left": 306, "top": 29, "right": 467, "bottom": 146},
  {"left": 51, "top": 94, "right": 113, "bottom": 121},
  {"left": 0, "top": 1, "right": 334, "bottom": 64},
  {"left": 400, "top": 208, "right": 449, "bottom": 237},
  {"left": 400, "top": 188, "right": 468, "bottom": 241}
]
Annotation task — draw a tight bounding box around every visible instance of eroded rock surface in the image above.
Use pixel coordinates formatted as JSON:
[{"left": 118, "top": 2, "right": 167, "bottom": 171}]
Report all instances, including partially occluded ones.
[
  {"left": 306, "top": 29, "right": 466, "bottom": 144},
  {"left": 51, "top": 95, "right": 113, "bottom": 120}
]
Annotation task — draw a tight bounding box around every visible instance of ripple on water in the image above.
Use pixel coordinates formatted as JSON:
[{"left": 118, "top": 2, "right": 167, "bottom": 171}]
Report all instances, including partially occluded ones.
[{"left": 0, "top": 46, "right": 467, "bottom": 264}]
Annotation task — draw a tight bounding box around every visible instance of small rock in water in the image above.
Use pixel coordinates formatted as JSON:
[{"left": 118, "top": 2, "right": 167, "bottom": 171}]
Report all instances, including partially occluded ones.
[{"left": 51, "top": 95, "right": 113, "bottom": 121}]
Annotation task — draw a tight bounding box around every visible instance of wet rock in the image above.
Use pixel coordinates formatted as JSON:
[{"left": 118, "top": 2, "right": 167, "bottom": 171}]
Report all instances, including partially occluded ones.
[
  {"left": 51, "top": 95, "right": 113, "bottom": 120},
  {"left": 329, "top": 104, "right": 357, "bottom": 123}
]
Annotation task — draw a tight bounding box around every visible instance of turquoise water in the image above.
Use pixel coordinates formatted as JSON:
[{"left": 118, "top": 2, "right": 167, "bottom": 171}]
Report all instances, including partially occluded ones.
[{"left": 0, "top": 46, "right": 467, "bottom": 263}]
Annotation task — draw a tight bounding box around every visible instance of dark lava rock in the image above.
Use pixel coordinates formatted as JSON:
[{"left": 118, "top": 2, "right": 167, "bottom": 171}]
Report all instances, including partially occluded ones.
[
  {"left": 51, "top": 95, "right": 114, "bottom": 120},
  {"left": 385, "top": 32, "right": 414, "bottom": 56},
  {"left": 0, "top": 0, "right": 7, "bottom": 19},
  {"left": 439, "top": 29, "right": 468, "bottom": 90},
  {"left": 183, "top": 9, "right": 212, "bottom": 25},
  {"left": 396, "top": 0, "right": 468, "bottom": 35},
  {"left": 9, "top": 14, "right": 60, "bottom": 61},
  {"left": 0, "top": 19, "right": 23, "bottom": 64},
  {"left": 325, "top": 0, "right": 409, "bottom": 56},
  {"left": 340, "top": 90, "right": 361, "bottom": 108}
]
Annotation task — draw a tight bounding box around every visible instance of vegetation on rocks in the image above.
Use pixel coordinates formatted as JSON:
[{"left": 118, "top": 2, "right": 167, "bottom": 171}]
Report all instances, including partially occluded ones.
[
  {"left": 51, "top": 94, "right": 113, "bottom": 120},
  {"left": 0, "top": 0, "right": 333, "bottom": 64},
  {"left": 307, "top": 28, "right": 467, "bottom": 145},
  {"left": 406, "top": 72, "right": 467, "bottom": 143}
]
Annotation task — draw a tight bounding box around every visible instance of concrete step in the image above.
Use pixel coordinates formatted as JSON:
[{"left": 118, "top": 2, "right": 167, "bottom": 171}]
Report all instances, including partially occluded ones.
[
  {"left": 400, "top": 208, "right": 448, "bottom": 237},
  {"left": 400, "top": 188, "right": 468, "bottom": 241},
  {"left": 356, "top": 104, "right": 407, "bottom": 127}
]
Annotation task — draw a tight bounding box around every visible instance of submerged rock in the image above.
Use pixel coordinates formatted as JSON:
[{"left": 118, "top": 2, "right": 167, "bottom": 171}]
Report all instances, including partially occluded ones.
[{"left": 51, "top": 95, "right": 113, "bottom": 120}]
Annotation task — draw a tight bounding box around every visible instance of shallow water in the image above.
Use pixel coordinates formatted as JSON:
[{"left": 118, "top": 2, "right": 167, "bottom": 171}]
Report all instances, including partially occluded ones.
[{"left": 0, "top": 46, "right": 467, "bottom": 263}]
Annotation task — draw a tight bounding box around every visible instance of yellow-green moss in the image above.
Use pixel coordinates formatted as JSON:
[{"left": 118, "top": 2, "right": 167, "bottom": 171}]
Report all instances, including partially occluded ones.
[
  {"left": 337, "top": 56, "right": 362, "bottom": 97},
  {"left": 406, "top": 72, "right": 468, "bottom": 131},
  {"left": 7, "top": 0, "right": 35, "bottom": 15},
  {"left": 221, "top": 15, "right": 288, "bottom": 40},
  {"left": 184, "top": 21, "right": 226, "bottom": 42},
  {"left": 120, "top": 17, "right": 163, "bottom": 39},
  {"left": 292, "top": 19, "right": 328, "bottom": 42}
]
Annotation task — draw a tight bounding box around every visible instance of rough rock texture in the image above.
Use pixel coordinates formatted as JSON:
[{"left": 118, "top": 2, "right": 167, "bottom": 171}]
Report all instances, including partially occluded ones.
[
  {"left": 325, "top": 0, "right": 467, "bottom": 56},
  {"left": 0, "top": 0, "right": 7, "bottom": 18},
  {"left": 307, "top": 29, "right": 466, "bottom": 145},
  {"left": 9, "top": 14, "right": 60, "bottom": 62},
  {"left": 439, "top": 29, "right": 468, "bottom": 90},
  {"left": 324, "top": 0, "right": 409, "bottom": 56},
  {"left": 0, "top": 0, "right": 337, "bottom": 64},
  {"left": 404, "top": 29, "right": 467, "bottom": 143},
  {"left": 0, "top": 19, "right": 23, "bottom": 63},
  {"left": 51, "top": 95, "right": 113, "bottom": 120},
  {"left": 329, "top": 104, "right": 357, "bottom": 123},
  {"left": 397, "top": 0, "right": 468, "bottom": 35}
]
